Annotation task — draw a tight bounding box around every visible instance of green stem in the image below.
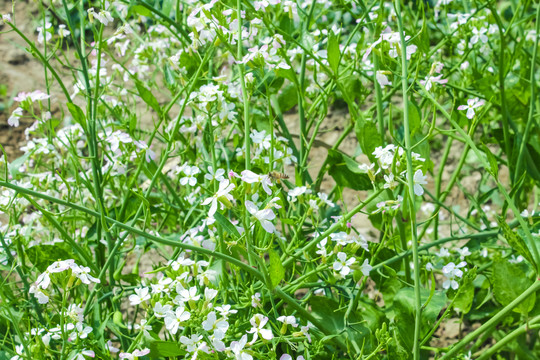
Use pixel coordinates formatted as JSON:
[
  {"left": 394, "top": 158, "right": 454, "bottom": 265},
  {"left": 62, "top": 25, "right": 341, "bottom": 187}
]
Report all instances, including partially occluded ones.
[
  {"left": 514, "top": 3, "right": 540, "bottom": 183},
  {"left": 0, "top": 180, "right": 265, "bottom": 282},
  {"left": 419, "top": 83, "right": 540, "bottom": 272},
  {"left": 394, "top": 2, "right": 422, "bottom": 358},
  {"left": 283, "top": 189, "right": 383, "bottom": 267},
  {"left": 237, "top": 0, "right": 254, "bottom": 266},
  {"left": 476, "top": 315, "right": 540, "bottom": 360},
  {"left": 440, "top": 280, "right": 540, "bottom": 359}
]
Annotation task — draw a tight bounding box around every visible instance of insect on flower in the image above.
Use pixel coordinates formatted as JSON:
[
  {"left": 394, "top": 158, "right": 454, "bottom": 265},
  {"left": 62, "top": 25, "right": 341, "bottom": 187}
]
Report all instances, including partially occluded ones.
[{"left": 267, "top": 171, "right": 289, "bottom": 184}]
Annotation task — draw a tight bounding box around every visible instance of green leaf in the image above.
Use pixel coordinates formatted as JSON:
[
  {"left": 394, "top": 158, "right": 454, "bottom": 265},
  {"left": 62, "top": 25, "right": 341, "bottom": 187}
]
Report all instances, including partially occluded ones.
[
  {"left": 163, "top": 64, "right": 177, "bottom": 89},
  {"left": 354, "top": 116, "right": 382, "bottom": 161},
  {"left": 148, "top": 340, "right": 187, "bottom": 358},
  {"left": 310, "top": 296, "right": 373, "bottom": 352},
  {"left": 8, "top": 152, "right": 31, "bottom": 178},
  {"left": 327, "top": 149, "right": 372, "bottom": 190},
  {"left": 481, "top": 144, "right": 499, "bottom": 177},
  {"left": 277, "top": 83, "right": 298, "bottom": 112},
  {"left": 492, "top": 256, "right": 535, "bottom": 314},
  {"left": 393, "top": 287, "right": 446, "bottom": 352},
  {"left": 136, "top": 81, "right": 161, "bottom": 115},
  {"left": 327, "top": 30, "right": 340, "bottom": 74},
  {"left": 498, "top": 218, "right": 536, "bottom": 268},
  {"left": 450, "top": 268, "right": 477, "bottom": 314},
  {"left": 408, "top": 102, "right": 422, "bottom": 136},
  {"left": 268, "top": 249, "right": 284, "bottom": 288},
  {"left": 161, "top": 0, "right": 173, "bottom": 16},
  {"left": 130, "top": 4, "right": 152, "bottom": 17},
  {"left": 67, "top": 103, "right": 87, "bottom": 129},
  {"left": 214, "top": 212, "right": 241, "bottom": 239},
  {"left": 25, "top": 244, "right": 74, "bottom": 272}
]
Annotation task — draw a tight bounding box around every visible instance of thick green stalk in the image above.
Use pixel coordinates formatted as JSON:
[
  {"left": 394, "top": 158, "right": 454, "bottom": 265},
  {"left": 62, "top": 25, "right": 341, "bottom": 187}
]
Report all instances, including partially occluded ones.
[
  {"left": 237, "top": 0, "right": 254, "bottom": 265},
  {"left": 476, "top": 315, "right": 540, "bottom": 360},
  {"left": 440, "top": 280, "right": 540, "bottom": 359},
  {"left": 394, "top": 1, "right": 422, "bottom": 358},
  {"left": 514, "top": 3, "right": 540, "bottom": 182}
]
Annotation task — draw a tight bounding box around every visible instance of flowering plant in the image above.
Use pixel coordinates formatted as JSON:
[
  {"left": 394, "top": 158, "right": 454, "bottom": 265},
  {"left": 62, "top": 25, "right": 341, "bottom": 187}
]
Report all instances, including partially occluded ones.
[{"left": 1, "top": 1, "right": 540, "bottom": 360}]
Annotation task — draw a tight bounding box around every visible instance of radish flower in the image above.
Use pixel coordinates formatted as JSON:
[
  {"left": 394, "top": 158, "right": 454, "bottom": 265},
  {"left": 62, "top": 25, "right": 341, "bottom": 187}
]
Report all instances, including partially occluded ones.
[{"left": 458, "top": 97, "right": 485, "bottom": 119}]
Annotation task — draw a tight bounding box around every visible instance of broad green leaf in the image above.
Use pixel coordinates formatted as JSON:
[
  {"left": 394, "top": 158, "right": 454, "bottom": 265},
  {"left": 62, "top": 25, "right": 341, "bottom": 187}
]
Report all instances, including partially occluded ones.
[
  {"left": 214, "top": 212, "right": 241, "bottom": 239},
  {"left": 161, "top": 0, "right": 173, "bottom": 16},
  {"left": 277, "top": 83, "right": 298, "bottom": 112},
  {"left": 481, "top": 144, "right": 499, "bottom": 177},
  {"left": 25, "top": 244, "right": 74, "bottom": 272},
  {"left": 327, "top": 149, "right": 372, "bottom": 190},
  {"left": 67, "top": 103, "right": 87, "bottom": 129},
  {"left": 393, "top": 287, "right": 446, "bottom": 352},
  {"left": 310, "top": 296, "right": 373, "bottom": 352},
  {"left": 130, "top": 4, "right": 152, "bottom": 17},
  {"left": 163, "top": 64, "right": 177, "bottom": 89},
  {"left": 408, "top": 102, "right": 421, "bottom": 136},
  {"left": 449, "top": 268, "right": 477, "bottom": 314},
  {"left": 498, "top": 218, "right": 536, "bottom": 268},
  {"left": 136, "top": 81, "right": 161, "bottom": 115},
  {"left": 8, "top": 152, "right": 31, "bottom": 178},
  {"left": 492, "top": 256, "right": 535, "bottom": 314},
  {"left": 327, "top": 30, "right": 340, "bottom": 74},
  {"left": 148, "top": 340, "right": 187, "bottom": 357},
  {"left": 355, "top": 116, "right": 382, "bottom": 161},
  {"left": 268, "top": 249, "right": 284, "bottom": 288}
]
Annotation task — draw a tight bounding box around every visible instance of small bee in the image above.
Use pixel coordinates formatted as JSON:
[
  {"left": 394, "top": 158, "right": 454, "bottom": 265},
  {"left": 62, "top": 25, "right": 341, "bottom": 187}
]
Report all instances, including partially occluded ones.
[{"left": 268, "top": 171, "right": 289, "bottom": 184}]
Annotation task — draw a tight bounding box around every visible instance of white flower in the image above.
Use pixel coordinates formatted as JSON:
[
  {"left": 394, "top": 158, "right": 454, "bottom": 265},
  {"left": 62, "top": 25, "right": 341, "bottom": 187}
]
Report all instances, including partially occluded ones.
[
  {"left": 164, "top": 307, "right": 191, "bottom": 335},
  {"left": 202, "top": 311, "right": 229, "bottom": 339},
  {"left": 241, "top": 170, "right": 273, "bottom": 195},
  {"left": 442, "top": 261, "right": 467, "bottom": 290},
  {"left": 376, "top": 71, "right": 392, "bottom": 88},
  {"left": 420, "top": 74, "right": 448, "bottom": 91},
  {"left": 71, "top": 265, "right": 100, "bottom": 284},
  {"left": 7, "top": 107, "right": 23, "bottom": 127},
  {"left": 205, "top": 167, "right": 225, "bottom": 182},
  {"left": 69, "top": 322, "right": 92, "bottom": 341},
  {"left": 333, "top": 252, "right": 356, "bottom": 276},
  {"left": 10, "top": 344, "right": 24, "bottom": 360},
  {"left": 471, "top": 27, "right": 488, "bottom": 44},
  {"left": 129, "top": 287, "right": 151, "bottom": 306},
  {"left": 245, "top": 200, "right": 276, "bottom": 233},
  {"left": 201, "top": 179, "right": 235, "bottom": 217},
  {"left": 58, "top": 24, "right": 70, "bottom": 38},
  {"left": 383, "top": 173, "right": 398, "bottom": 190},
  {"left": 88, "top": 8, "right": 114, "bottom": 26},
  {"left": 153, "top": 302, "right": 172, "bottom": 318},
  {"left": 230, "top": 335, "right": 252, "bottom": 360},
  {"left": 247, "top": 314, "right": 273, "bottom": 343},
  {"left": 177, "top": 286, "right": 200, "bottom": 303},
  {"left": 456, "top": 247, "right": 471, "bottom": 260},
  {"left": 119, "top": 349, "right": 150, "bottom": 360},
  {"left": 251, "top": 292, "right": 262, "bottom": 308},
  {"left": 360, "top": 259, "right": 373, "bottom": 277},
  {"left": 457, "top": 97, "right": 485, "bottom": 119},
  {"left": 277, "top": 315, "right": 298, "bottom": 328},
  {"left": 316, "top": 239, "right": 328, "bottom": 258},
  {"left": 410, "top": 169, "right": 427, "bottom": 196},
  {"left": 180, "top": 166, "right": 200, "bottom": 186},
  {"left": 134, "top": 319, "right": 152, "bottom": 336}
]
